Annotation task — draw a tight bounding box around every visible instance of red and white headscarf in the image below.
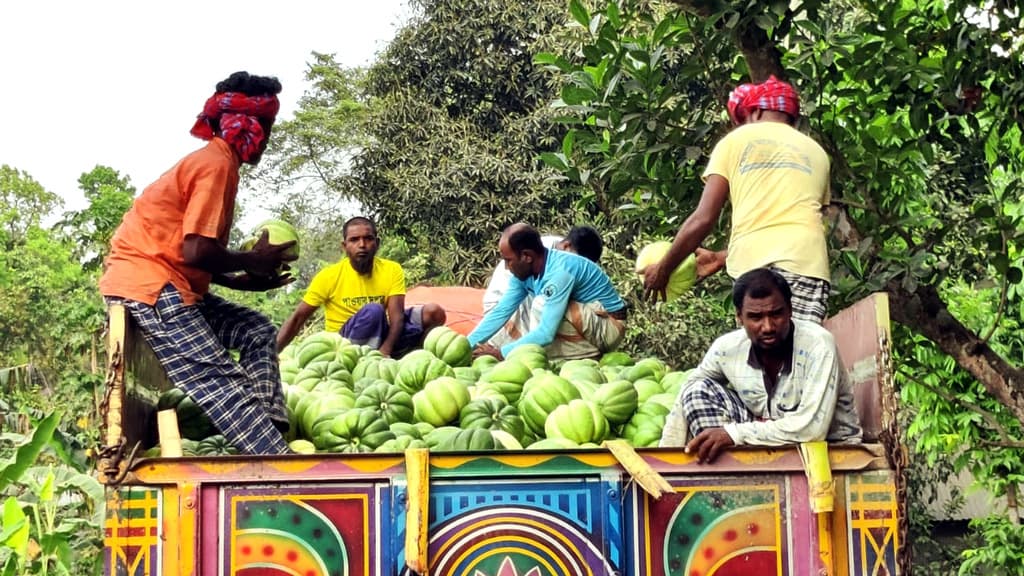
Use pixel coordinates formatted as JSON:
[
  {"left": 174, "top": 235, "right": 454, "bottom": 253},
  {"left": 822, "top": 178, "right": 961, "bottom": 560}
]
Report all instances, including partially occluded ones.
[
  {"left": 190, "top": 92, "right": 280, "bottom": 162},
  {"left": 726, "top": 75, "right": 800, "bottom": 126}
]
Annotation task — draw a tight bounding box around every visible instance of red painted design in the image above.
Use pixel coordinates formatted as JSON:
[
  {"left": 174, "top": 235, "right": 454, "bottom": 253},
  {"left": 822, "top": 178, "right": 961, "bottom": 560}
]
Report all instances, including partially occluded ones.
[
  {"left": 711, "top": 550, "right": 777, "bottom": 575},
  {"left": 723, "top": 529, "right": 738, "bottom": 542}
]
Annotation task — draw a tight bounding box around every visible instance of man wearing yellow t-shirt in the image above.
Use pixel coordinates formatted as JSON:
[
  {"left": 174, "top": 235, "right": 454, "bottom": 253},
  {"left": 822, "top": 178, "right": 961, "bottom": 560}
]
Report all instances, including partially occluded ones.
[
  {"left": 277, "top": 217, "right": 446, "bottom": 357},
  {"left": 642, "top": 75, "right": 832, "bottom": 322}
]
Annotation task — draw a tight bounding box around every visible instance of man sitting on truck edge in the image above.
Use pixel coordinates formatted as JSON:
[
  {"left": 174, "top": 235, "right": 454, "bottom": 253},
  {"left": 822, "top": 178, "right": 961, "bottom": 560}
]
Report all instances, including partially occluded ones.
[
  {"left": 100, "top": 72, "right": 295, "bottom": 455},
  {"left": 483, "top": 226, "right": 604, "bottom": 314},
  {"left": 276, "top": 216, "right": 447, "bottom": 357},
  {"left": 469, "top": 223, "right": 627, "bottom": 362},
  {"left": 659, "top": 268, "right": 861, "bottom": 463},
  {"left": 642, "top": 75, "right": 833, "bottom": 323}
]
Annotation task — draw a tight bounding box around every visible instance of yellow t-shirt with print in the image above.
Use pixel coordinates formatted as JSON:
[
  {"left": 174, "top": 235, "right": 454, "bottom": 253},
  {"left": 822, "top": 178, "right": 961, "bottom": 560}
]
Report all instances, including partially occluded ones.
[
  {"left": 302, "top": 258, "right": 406, "bottom": 332},
  {"left": 703, "top": 121, "right": 831, "bottom": 282}
]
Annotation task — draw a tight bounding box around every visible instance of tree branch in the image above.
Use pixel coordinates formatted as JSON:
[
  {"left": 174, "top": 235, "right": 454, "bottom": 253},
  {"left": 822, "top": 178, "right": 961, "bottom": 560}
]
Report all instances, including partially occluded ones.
[
  {"left": 668, "top": 1, "right": 785, "bottom": 81},
  {"left": 888, "top": 282, "right": 1024, "bottom": 424}
]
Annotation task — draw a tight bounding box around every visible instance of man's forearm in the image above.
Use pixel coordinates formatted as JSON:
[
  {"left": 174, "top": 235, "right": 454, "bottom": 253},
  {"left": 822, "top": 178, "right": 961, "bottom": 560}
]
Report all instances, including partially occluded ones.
[
  {"left": 663, "top": 218, "right": 713, "bottom": 273},
  {"left": 381, "top": 316, "right": 404, "bottom": 352},
  {"left": 277, "top": 316, "right": 303, "bottom": 352}
]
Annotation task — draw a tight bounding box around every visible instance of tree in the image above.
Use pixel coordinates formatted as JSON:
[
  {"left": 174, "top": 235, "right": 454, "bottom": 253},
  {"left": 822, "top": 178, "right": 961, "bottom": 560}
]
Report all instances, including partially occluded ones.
[
  {"left": 249, "top": 53, "right": 368, "bottom": 231},
  {"left": 0, "top": 169, "right": 102, "bottom": 383},
  {"left": 545, "top": 0, "right": 1024, "bottom": 568},
  {"left": 547, "top": 0, "right": 1024, "bottom": 418},
  {"left": 59, "top": 165, "right": 135, "bottom": 271},
  {"left": 349, "top": 0, "right": 586, "bottom": 283},
  {"left": 0, "top": 165, "right": 61, "bottom": 250}
]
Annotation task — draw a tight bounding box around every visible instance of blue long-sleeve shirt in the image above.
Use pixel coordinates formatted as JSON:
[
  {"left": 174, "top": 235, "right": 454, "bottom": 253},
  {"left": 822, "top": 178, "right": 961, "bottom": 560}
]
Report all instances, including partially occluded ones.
[{"left": 468, "top": 249, "right": 625, "bottom": 356}]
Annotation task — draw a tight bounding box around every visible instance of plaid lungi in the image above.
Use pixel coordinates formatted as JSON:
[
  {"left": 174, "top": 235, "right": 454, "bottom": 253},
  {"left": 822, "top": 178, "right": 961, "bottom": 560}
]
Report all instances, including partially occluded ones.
[
  {"left": 770, "top": 267, "right": 830, "bottom": 324},
  {"left": 682, "top": 378, "right": 755, "bottom": 439},
  {"left": 106, "top": 284, "right": 289, "bottom": 455}
]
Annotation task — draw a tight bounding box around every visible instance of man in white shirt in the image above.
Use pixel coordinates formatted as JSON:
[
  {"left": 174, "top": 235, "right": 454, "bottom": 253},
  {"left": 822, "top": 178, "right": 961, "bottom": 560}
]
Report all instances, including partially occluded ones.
[
  {"left": 482, "top": 226, "right": 603, "bottom": 313},
  {"left": 660, "top": 268, "right": 861, "bottom": 463}
]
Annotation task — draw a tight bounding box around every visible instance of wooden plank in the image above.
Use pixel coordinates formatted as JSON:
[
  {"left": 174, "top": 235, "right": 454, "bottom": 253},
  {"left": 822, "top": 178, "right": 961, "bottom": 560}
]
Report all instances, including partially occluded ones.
[
  {"left": 824, "top": 293, "right": 891, "bottom": 442},
  {"left": 405, "top": 448, "right": 430, "bottom": 575}
]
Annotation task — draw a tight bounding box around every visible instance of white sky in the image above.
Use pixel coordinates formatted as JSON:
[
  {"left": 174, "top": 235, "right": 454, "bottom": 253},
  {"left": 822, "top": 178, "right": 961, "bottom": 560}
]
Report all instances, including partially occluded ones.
[{"left": 0, "top": 0, "right": 409, "bottom": 215}]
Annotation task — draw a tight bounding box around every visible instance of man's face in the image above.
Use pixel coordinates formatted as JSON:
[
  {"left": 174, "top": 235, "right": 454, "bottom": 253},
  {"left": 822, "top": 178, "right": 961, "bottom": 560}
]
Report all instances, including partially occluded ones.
[
  {"left": 737, "top": 290, "right": 792, "bottom": 351},
  {"left": 499, "top": 238, "right": 533, "bottom": 281},
  {"left": 344, "top": 223, "right": 378, "bottom": 275},
  {"left": 245, "top": 119, "right": 275, "bottom": 165}
]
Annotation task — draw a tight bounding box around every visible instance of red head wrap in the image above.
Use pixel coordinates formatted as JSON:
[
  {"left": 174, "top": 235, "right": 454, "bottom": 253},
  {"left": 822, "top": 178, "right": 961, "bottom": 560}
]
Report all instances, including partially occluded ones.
[
  {"left": 190, "top": 92, "right": 280, "bottom": 162},
  {"left": 726, "top": 75, "right": 800, "bottom": 126}
]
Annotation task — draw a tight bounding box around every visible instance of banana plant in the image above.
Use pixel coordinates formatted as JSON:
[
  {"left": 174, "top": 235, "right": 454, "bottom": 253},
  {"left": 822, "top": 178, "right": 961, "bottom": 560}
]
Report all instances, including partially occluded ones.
[{"left": 0, "top": 411, "right": 104, "bottom": 575}]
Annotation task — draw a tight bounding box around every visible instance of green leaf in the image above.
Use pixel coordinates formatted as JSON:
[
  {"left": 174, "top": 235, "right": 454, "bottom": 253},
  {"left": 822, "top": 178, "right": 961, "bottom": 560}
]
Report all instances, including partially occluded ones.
[
  {"left": 39, "top": 468, "right": 55, "bottom": 503},
  {"left": 754, "top": 13, "right": 776, "bottom": 30},
  {"left": 561, "top": 85, "right": 598, "bottom": 105},
  {"left": 0, "top": 411, "right": 60, "bottom": 492},
  {"left": 569, "top": 0, "right": 590, "bottom": 28},
  {"left": 606, "top": 1, "right": 620, "bottom": 27},
  {"left": 1, "top": 497, "right": 28, "bottom": 558},
  {"left": 539, "top": 152, "right": 569, "bottom": 172}
]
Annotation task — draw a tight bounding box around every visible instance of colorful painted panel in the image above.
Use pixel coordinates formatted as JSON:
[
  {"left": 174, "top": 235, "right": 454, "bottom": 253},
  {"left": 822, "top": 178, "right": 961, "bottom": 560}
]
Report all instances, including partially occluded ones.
[
  {"left": 218, "top": 484, "right": 382, "bottom": 576},
  {"left": 104, "top": 487, "right": 161, "bottom": 576},
  {"left": 846, "top": 471, "right": 898, "bottom": 575},
  {"left": 397, "top": 477, "right": 621, "bottom": 576},
  {"left": 632, "top": 476, "right": 787, "bottom": 576}
]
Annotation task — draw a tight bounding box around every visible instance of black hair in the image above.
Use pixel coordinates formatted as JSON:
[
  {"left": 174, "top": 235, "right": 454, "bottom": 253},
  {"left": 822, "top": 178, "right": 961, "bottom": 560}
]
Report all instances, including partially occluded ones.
[
  {"left": 343, "top": 216, "right": 378, "bottom": 239},
  {"left": 506, "top": 224, "right": 545, "bottom": 254},
  {"left": 565, "top": 226, "right": 603, "bottom": 262},
  {"left": 215, "top": 71, "right": 282, "bottom": 97},
  {"left": 732, "top": 268, "right": 792, "bottom": 311}
]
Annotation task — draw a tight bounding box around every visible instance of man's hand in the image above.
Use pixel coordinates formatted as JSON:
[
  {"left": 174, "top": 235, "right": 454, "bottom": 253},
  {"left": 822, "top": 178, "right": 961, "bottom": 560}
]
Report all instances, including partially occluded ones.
[
  {"left": 694, "top": 248, "right": 727, "bottom": 280},
  {"left": 685, "top": 427, "right": 735, "bottom": 463},
  {"left": 472, "top": 343, "right": 503, "bottom": 360},
  {"left": 245, "top": 229, "right": 298, "bottom": 278},
  {"left": 379, "top": 343, "right": 394, "bottom": 358},
  {"left": 641, "top": 263, "right": 669, "bottom": 302},
  {"left": 218, "top": 269, "right": 295, "bottom": 292}
]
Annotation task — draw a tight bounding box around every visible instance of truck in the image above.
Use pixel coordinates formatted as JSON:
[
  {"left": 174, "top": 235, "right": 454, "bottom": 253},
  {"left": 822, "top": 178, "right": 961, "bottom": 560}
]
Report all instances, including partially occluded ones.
[{"left": 99, "top": 291, "right": 906, "bottom": 576}]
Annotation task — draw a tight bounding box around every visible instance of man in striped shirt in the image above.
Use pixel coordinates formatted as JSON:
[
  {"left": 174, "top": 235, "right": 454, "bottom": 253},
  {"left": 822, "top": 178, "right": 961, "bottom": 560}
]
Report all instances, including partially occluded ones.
[{"left": 660, "top": 268, "right": 861, "bottom": 463}]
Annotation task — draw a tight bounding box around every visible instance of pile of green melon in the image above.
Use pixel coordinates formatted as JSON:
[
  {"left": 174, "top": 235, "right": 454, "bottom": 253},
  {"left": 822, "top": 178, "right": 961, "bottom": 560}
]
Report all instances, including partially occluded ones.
[{"left": 274, "top": 326, "right": 691, "bottom": 454}]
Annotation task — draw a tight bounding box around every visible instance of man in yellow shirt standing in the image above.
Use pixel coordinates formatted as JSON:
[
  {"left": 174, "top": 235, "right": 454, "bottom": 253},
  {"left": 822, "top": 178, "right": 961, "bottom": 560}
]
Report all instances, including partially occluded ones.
[
  {"left": 276, "top": 217, "right": 446, "bottom": 356},
  {"left": 642, "top": 75, "right": 832, "bottom": 322}
]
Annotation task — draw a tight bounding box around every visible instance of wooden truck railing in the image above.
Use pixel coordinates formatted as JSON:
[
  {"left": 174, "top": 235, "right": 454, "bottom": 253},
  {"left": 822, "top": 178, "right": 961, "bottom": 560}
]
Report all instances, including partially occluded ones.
[{"left": 100, "top": 293, "right": 906, "bottom": 576}]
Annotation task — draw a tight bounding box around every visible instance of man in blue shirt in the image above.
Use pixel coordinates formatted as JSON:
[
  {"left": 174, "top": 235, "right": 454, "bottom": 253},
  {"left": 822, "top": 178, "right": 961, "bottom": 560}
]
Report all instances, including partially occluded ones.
[{"left": 469, "top": 223, "right": 628, "bottom": 361}]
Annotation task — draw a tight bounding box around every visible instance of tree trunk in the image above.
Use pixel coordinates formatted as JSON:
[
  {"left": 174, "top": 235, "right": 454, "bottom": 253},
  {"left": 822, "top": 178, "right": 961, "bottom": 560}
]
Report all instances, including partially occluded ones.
[
  {"left": 734, "top": 22, "right": 786, "bottom": 82},
  {"left": 670, "top": 0, "right": 786, "bottom": 81},
  {"left": 888, "top": 283, "right": 1024, "bottom": 423}
]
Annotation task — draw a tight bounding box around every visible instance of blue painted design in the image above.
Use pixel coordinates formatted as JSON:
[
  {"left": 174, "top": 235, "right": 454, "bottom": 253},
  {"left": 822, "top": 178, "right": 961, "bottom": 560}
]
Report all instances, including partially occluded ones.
[
  {"left": 430, "top": 479, "right": 597, "bottom": 533},
  {"left": 603, "top": 478, "right": 623, "bottom": 567}
]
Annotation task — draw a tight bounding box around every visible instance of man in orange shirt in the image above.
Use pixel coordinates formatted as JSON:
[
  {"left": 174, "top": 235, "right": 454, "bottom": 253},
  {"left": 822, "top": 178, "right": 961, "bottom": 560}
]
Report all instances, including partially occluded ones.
[{"left": 100, "top": 72, "right": 295, "bottom": 455}]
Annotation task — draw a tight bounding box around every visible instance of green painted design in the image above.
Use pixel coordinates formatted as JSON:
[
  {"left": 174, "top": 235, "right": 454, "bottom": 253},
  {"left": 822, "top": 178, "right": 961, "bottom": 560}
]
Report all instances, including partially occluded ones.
[
  {"left": 664, "top": 490, "right": 775, "bottom": 573},
  {"left": 236, "top": 499, "right": 345, "bottom": 563},
  {"left": 472, "top": 554, "right": 543, "bottom": 576},
  {"left": 429, "top": 454, "right": 605, "bottom": 478}
]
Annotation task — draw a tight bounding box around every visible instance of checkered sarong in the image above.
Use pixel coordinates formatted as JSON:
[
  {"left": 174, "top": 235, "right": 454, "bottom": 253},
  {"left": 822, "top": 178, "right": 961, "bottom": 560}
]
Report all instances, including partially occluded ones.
[
  {"left": 770, "top": 267, "right": 830, "bottom": 324},
  {"left": 106, "top": 284, "right": 289, "bottom": 455},
  {"left": 682, "top": 378, "right": 756, "bottom": 438}
]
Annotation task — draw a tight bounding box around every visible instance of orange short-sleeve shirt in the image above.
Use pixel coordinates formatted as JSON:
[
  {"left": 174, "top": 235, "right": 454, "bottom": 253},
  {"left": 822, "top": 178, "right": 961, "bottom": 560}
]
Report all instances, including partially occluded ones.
[{"left": 99, "top": 138, "right": 239, "bottom": 305}]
